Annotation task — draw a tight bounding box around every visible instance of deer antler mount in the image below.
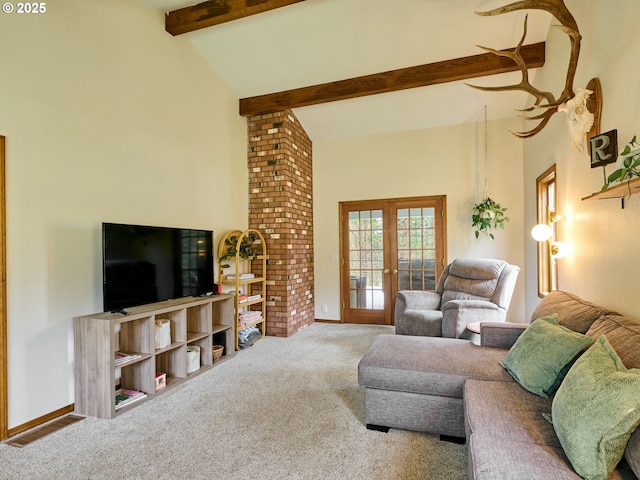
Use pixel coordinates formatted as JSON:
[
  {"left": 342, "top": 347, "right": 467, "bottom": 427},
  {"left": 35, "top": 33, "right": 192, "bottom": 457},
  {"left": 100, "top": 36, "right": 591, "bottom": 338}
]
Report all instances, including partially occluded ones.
[{"left": 469, "top": 0, "right": 599, "bottom": 148}]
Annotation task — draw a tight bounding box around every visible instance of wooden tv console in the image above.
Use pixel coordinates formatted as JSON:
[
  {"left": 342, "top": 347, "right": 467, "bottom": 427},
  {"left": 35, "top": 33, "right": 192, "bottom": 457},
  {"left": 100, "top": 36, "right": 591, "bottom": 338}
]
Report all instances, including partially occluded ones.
[{"left": 73, "top": 294, "right": 234, "bottom": 419}]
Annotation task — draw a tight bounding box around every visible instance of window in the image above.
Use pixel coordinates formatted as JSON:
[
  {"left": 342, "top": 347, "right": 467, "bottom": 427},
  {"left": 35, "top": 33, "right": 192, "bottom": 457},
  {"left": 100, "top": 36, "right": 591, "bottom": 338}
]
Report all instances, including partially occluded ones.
[{"left": 536, "top": 165, "right": 557, "bottom": 297}]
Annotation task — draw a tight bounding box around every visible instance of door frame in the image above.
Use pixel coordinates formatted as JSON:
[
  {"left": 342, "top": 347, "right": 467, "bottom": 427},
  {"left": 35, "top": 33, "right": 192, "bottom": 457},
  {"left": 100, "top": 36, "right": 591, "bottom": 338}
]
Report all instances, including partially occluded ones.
[
  {"left": 0, "top": 136, "right": 7, "bottom": 440},
  {"left": 339, "top": 195, "right": 447, "bottom": 325}
]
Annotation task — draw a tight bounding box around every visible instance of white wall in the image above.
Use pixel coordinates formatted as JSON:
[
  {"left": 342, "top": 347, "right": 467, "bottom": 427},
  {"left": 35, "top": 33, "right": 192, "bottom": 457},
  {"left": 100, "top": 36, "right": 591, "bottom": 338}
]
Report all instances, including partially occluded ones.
[
  {"left": 523, "top": 0, "right": 640, "bottom": 319},
  {"left": 0, "top": 0, "right": 248, "bottom": 428},
  {"left": 314, "top": 116, "right": 526, "bottom": 323}
]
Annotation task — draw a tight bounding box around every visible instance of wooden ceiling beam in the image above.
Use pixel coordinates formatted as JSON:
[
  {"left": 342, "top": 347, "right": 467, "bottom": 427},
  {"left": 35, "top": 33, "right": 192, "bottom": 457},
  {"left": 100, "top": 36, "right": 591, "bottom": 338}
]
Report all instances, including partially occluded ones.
[
  {"left": 166, "top": 0, "right": 306, "bottom": 36},
  {"left": 239, "top": 42, "right": 546, "bottom": 117}
]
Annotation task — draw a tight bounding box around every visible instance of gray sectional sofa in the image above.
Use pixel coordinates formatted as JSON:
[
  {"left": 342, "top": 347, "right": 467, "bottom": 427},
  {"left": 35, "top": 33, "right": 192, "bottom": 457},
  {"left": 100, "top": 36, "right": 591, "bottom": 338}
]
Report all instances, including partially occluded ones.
[{"left": 358, "top": 291, "right": 640, "bottom": 479}]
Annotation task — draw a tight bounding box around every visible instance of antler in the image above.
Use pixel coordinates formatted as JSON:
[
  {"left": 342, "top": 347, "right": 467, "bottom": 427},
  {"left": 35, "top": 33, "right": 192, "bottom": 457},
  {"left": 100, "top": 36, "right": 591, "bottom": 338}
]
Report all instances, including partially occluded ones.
[{"left": 468, "top": 0, "right": 581, "bottom": 138}]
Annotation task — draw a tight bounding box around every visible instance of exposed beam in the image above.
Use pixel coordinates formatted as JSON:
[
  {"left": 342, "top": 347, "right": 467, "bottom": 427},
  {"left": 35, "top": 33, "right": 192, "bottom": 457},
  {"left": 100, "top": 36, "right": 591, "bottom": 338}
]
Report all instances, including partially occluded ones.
[
  {"left": 166, "top": 0, "right": 305, "bottom": 36},
  {"left": 239, "top": 42, "right": 546, "bottom": 117}
]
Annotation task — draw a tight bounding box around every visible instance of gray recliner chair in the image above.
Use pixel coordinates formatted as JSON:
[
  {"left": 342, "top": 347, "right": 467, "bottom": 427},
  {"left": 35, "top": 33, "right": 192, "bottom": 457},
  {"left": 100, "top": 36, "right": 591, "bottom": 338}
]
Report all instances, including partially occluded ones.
[{"left": 394, "top": 257, "right": 520, "bottom": 338}]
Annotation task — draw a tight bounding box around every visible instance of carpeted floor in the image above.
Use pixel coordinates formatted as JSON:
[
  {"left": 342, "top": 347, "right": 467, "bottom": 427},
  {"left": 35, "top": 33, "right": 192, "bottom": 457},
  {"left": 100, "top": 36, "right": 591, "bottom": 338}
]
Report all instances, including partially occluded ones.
[{"left": 0, "top": 323, "right": 467, "bottom": 479}]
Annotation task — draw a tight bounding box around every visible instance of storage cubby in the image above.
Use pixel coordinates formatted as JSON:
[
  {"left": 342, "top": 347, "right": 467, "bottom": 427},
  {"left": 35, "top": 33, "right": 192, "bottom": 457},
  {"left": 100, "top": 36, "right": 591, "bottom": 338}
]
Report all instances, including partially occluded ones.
[
  {"left": 189, "top": 336, "right": 212, "bottom": 370},
  {"left": 74, "top": 294, "right": 234, "bottom": 419},
  {"left": 155, "top": 346, "right": 186, "bottom": 387}
]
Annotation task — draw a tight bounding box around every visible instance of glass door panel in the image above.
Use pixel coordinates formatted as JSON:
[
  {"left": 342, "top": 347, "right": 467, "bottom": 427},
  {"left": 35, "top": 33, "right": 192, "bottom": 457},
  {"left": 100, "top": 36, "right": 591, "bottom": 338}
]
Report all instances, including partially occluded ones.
[
  {"left": 348, "top": 209, "right": 384, "bottom": 311},
  {"left": 396, "top": 207, "right": 437, "bottom": 291}
]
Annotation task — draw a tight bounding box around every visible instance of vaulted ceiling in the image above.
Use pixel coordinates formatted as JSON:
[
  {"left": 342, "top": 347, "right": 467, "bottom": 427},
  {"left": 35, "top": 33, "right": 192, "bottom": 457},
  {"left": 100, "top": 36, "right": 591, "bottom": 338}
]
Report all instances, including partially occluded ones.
[{"left": 139, "top": 0, "right": 554, "bottom": 141}]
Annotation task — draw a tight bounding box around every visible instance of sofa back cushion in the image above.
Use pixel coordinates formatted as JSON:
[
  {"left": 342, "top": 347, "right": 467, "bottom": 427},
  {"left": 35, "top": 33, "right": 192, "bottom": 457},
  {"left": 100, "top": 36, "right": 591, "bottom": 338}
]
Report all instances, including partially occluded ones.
[
  {"left": 441, "top": 258, "right": 506, "bottom": 305},
  {"left": 586, "top": 314, "right": 640, "bottom": 370},
  {"left": 531, "top": 291, "right": 619, "bottom": 334}
]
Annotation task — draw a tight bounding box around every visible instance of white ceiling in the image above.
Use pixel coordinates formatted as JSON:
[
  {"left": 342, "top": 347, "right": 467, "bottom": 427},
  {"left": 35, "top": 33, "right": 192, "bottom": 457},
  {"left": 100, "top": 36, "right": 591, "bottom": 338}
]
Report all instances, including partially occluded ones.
[{"left": 139, "top": 0, "right": 554, "bottom": 142}]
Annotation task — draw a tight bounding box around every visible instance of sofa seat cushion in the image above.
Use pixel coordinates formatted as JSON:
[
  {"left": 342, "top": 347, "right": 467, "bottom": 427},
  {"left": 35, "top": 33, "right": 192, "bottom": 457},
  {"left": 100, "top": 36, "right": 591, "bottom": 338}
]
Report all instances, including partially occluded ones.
[
  {"left": 396, "top": 309, "right": 443, "bottom": 337},
  {"left": 464, "top": 378, "right": 559, "bottom": 447},
  {"left": 468, "top": 433, "right": 637, "bottom": 480},
  {"left": 469, "top": 433, "right": 580, "bottom": 480},
  {"left": 358, "top": 334, "right": 512, "bottom": 398}
]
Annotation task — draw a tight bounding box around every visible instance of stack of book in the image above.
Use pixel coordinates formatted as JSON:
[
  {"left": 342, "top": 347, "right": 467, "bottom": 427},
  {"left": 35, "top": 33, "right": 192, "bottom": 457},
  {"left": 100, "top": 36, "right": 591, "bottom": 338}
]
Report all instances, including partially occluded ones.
[
  {"left": 115, "top": 388, "right": 147, "bottom": 410},
  {"left": 239, "top": 294, "right": 261, "bottom": 304},
  {"left": 114, "top": 351, "right": 142, "bottom": 367},
  {"left": 226, "top": 273, "right": 255, "bottom": 281}
]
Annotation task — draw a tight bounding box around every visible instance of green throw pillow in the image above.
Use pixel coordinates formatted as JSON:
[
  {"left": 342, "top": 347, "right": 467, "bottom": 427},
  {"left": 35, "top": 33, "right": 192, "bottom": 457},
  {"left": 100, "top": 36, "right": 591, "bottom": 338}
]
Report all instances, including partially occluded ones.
[
  {"left": 550, "top": 336, "right": 640, "bottom": 480},
  {"left": 500, "top": 314, "right": 594, "bottom": 398}
]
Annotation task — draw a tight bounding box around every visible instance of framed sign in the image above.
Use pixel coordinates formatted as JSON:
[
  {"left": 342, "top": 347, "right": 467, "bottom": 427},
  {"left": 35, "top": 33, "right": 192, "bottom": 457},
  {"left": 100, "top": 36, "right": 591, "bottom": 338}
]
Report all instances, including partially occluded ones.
[{"left": 590, "top": 129, "right": 618, "bottom": 168}]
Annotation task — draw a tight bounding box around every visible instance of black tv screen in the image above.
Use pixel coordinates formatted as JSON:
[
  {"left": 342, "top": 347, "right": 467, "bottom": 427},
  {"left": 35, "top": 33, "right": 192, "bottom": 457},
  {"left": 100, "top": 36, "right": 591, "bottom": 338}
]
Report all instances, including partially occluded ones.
[{"left": 102, "top": 222, "right": 214, "bottom": 312}]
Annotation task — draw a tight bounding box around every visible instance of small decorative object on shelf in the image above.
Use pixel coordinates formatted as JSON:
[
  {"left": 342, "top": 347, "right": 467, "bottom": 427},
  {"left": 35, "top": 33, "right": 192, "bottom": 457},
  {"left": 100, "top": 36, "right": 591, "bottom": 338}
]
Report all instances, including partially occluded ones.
[
  {"left": 212, "top": 345, "right": 224, "bottom": 362},
  {"left": 471, "top": 197, "right": 509, "bottom": 240},
  {"left": 154, "top": 318, "right": 171, "bottom": 349},
  {"left": 155, "top": 372, "right": 166, "bottom": 391},
  {"left": 186, "top": 345, "right": 200, "bottom": 374},
  {"left": 218, "top": 229, "right": 267, "bottom": 351}
]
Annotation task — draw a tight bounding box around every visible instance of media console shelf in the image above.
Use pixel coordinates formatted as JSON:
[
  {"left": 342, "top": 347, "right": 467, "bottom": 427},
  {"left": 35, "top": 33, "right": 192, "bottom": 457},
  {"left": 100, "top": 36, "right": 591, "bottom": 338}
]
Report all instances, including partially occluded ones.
[{"left": 74, "top": 294, "right": 234, "bottom": 419}]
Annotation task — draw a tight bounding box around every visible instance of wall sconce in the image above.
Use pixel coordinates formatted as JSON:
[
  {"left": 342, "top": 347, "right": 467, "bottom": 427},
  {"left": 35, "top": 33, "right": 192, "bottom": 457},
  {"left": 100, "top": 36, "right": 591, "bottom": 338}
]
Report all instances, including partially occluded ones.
[
  {"left": 531, "top": 211, "right": 567, "bottom": 258},
  {"left": 531, "top": 223, "right": 553, "bottom": 242},
  {"left": 550, "top": 241, "right": 568, "bottom": 259}
]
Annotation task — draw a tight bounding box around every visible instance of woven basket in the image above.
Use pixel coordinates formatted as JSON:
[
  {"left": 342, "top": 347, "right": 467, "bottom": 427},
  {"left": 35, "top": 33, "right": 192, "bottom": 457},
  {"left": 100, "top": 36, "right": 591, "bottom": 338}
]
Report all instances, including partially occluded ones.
[{"left": 212, "top": 345, "right": 224, "bottom": 362}]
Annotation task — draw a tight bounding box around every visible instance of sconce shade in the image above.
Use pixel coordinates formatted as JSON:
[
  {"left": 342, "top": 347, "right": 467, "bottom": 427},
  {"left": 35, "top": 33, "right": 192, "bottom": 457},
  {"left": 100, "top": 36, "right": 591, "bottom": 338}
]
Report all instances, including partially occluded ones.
[{"left": 531, "top": 223, "right": 553, "bottom": 242}]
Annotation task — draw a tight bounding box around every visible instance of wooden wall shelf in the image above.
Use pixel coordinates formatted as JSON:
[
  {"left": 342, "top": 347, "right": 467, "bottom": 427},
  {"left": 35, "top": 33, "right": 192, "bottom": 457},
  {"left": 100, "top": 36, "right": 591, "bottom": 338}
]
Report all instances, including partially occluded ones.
[{"left": 582, "top": 177, "right": 640, "bottom": 202}]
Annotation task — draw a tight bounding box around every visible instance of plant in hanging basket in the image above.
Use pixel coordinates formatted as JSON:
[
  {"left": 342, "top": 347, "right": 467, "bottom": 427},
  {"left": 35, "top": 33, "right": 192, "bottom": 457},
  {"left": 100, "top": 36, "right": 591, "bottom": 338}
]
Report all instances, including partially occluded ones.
[{"left": 471, "top": 197, "right": 509, "bottom": 240}]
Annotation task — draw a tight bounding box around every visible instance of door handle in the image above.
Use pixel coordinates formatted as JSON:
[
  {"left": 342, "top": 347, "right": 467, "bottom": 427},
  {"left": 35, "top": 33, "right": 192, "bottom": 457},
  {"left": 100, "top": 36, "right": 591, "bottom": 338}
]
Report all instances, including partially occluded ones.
[
  {"left": 383, "top": 269, "right": 389, "bottom": 274},
  {"left": 392, "top": 269, "right": 398, "bottom": 274}
]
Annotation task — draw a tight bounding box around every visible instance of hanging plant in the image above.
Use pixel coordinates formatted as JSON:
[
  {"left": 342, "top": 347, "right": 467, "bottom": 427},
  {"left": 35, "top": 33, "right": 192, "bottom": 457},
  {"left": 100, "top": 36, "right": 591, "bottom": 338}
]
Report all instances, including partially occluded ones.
[
  {"left": 602, "top": 136, "right": 640, "bottom": 190},
  {"left": 471, "top": 197, "right": 509, "bottom": 240}
]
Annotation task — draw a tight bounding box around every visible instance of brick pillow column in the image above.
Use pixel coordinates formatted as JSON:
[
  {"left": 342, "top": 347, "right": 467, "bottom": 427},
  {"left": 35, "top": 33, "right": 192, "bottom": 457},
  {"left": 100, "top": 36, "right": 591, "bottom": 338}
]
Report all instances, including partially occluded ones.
[{"left": 247, "top": 110, "right": 314, "bottom": 337}]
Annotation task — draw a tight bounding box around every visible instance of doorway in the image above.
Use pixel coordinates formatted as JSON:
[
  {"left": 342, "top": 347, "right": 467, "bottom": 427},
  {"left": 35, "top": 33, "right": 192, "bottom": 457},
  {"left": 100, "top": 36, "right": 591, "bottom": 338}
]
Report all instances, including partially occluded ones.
[{"left": 339, "top": 195, "right": 446, "bottom": 325}]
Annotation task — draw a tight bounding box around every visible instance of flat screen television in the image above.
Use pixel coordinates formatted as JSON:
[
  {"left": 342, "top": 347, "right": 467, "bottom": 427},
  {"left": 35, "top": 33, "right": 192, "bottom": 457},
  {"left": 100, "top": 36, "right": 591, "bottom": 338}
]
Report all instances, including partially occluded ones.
[{"left": 102, "top": 222, "right": 214, "bottom": 312}]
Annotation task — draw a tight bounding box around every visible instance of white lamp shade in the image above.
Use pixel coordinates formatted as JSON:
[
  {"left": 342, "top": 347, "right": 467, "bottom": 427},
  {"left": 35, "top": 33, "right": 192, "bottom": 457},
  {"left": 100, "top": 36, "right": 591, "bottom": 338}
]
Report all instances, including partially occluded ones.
[{"left": 531, "top": 223, "right": 553, "bottom": 242}]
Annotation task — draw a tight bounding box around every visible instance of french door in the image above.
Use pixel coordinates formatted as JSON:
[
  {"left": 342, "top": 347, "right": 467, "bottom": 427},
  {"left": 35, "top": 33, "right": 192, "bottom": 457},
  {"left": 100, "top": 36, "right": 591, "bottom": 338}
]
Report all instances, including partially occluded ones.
[{"left": 339, "top": 196, "right": 446, "bottom": 325}]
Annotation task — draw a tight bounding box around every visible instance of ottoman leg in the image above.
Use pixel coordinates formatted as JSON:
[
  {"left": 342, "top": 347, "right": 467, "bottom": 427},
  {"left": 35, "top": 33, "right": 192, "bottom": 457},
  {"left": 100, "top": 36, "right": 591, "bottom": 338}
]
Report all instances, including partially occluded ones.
[{"left": 366, "top": 424, "right": 390, "bottom": 433}]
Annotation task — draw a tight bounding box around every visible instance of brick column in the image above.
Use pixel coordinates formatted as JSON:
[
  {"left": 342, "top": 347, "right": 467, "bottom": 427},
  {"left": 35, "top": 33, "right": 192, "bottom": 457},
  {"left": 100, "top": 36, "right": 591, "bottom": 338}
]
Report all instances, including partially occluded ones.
[{"left": 247, "top": 110, "right": 314, "bottom": 337}]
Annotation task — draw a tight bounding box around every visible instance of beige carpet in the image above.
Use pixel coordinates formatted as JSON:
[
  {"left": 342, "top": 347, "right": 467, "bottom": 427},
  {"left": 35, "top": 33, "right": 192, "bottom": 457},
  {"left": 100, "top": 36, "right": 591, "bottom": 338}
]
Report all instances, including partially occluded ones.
[{"left": 0, "top": 323, "right": 467, "bottom": 479}]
